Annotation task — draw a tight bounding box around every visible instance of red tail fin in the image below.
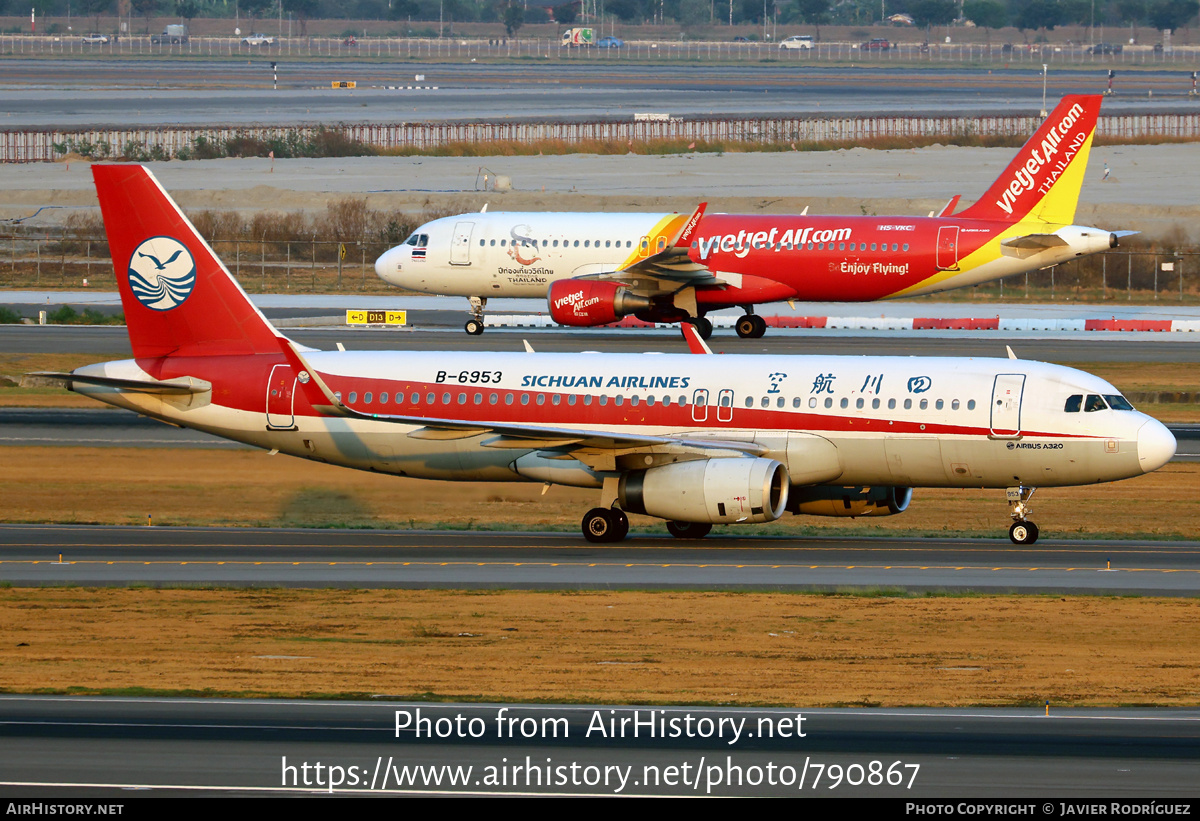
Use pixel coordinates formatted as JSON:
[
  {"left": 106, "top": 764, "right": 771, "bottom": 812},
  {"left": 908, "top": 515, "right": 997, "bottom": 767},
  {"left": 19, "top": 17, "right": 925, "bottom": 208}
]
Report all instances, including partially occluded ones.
[
  {"left": 92, "top": 164, "right": 282, "bottom": 359},
  {"left": 957, "top": 95, "right": 1102, "bottom": 225}
]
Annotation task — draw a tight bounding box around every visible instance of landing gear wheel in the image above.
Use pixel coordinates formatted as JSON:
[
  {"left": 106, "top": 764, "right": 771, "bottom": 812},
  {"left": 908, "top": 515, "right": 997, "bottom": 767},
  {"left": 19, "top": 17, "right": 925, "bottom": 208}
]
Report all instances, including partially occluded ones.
[
  {"left": 735, "top": 314, "right": 767, "bottom": 339},
  {"left": 666, "top": 521, "right": 713, "bottom": 539},
  {"left": 464, "top": 318, "right": 485, "bottom": 335},
  {"left": 610, "top": 509, "right": 629, "bottom": 542},
  {"left": 688, "top": 316, "right": 713, "bottom": 340},
  {"left": 1009, "top": 521, "right": 1039, "bottom": 545},
  {"left": 582, "top": 508, "right": 628, "bottom": 543}
]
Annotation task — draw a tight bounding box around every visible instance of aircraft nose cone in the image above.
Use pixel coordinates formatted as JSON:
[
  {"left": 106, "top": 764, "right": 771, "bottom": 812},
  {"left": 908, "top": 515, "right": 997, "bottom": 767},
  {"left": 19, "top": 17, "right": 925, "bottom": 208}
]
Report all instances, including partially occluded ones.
[
  {"left": 1137, "top": 418, "right": 1176, "bottom": 473},
  {"left": 375, "top": 247, "right": 401, "bottom": 283}
]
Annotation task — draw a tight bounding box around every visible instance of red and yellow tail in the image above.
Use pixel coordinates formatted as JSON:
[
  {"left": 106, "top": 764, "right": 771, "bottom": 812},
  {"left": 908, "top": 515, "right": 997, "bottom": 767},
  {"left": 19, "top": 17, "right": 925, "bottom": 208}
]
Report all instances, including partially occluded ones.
[
  {"left": 957, "top": 94, "right": 1101, "bottom": 226},
  {"left": 93, "top": 164, "right": 282, "bottom": 359}
]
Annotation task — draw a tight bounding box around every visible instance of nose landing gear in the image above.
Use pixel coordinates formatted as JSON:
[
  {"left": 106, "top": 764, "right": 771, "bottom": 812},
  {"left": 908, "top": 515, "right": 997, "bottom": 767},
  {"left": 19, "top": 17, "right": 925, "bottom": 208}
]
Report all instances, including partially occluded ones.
[
  {"left": 465, "top": 296, "right": 487, "bottom": 335},
  {"left": 1006, "top": 486, "right": 1039, "bottom": 544}
]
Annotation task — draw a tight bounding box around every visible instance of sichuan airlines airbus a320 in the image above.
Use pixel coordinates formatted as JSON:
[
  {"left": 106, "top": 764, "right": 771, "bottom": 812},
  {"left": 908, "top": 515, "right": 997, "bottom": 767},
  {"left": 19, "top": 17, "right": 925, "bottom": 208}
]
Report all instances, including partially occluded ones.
[
  {"left": 37, "top": 166, "right": 1173, "bottom": 545},
  {"left": 376, "top": 95, "right": 1128, "bottom": 339}
]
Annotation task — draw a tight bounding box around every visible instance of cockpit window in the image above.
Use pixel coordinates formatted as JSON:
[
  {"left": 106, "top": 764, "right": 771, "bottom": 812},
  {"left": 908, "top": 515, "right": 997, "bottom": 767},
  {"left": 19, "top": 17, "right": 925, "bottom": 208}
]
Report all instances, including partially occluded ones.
[
  {"left": 1064, "top": 395, "right": 1082, "bottom": 413},
  {"left": 1084, "top": 394, "right": 1109, "bottom": 412},
  {"left": 416, "top": 234, "right": 428, "bottom": 248},
  {"left": 1105, "top": 394, "right": 1134, "bottom": 411},
  {"left": 404, "top": 233, "right": 419, "bottom": 246}
]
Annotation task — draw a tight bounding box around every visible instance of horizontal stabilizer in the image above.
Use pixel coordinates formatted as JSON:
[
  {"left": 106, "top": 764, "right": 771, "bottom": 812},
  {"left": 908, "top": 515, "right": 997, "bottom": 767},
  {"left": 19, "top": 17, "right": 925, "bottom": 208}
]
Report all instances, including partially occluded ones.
[
  {"left": 999, "top": 233, "right": 1070, "bottom": 259},
  {"left": 22, "top": 371, "right": 211, "bottom": 394}
]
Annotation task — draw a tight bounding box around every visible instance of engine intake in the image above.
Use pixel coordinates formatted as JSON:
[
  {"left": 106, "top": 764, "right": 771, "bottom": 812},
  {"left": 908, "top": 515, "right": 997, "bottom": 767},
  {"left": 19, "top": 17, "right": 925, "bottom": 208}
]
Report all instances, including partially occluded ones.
[
  {"left": 788, "top": 486, "right": 912, "bottom": 518},
  {"left": 619, "top": 457, "right": 789, "bottom": 524},
  {"left": 547, "top": 280, "right": 653, "bottom": 327}
]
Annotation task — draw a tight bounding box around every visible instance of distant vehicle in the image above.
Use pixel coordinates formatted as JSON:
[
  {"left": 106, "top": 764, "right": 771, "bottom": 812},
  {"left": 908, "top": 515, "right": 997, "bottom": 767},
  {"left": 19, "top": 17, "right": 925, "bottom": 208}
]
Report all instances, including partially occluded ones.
[
  {"left": 1091, "top": 42, "right": 1123, "bottom": 54},
  {"left": 151, "top": 24, "right": 188, "bottom": 44},
  {"left": 732, "top": 36, "right": 750, "bottom": 42},
  {"left": 241, "top": 33, "right": 275, "bottom": 46},
  {"left": 343, "top": 36, "right": 358, "bottom": 46},
  {"left": 561, "top": 27, "right": 594, "bottom": 47},
  {"left": 81, "top": 33, "right": 110, "bottom": 44},
  {"left": 779, "top": 35, "right": 814, "bottom": 50},
  {"left": 596, "top": 36, "right": 624, "bottom": 48},
  {"left": 860, "top": 37, "right": 891, "bottom": 50}
]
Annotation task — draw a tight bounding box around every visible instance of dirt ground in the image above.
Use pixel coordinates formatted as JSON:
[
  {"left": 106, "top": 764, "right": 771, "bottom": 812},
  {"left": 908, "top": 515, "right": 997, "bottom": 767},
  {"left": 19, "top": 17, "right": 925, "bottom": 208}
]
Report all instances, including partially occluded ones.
[{"left": 2, "top": 587, "right": 1197, "bottom": 706}]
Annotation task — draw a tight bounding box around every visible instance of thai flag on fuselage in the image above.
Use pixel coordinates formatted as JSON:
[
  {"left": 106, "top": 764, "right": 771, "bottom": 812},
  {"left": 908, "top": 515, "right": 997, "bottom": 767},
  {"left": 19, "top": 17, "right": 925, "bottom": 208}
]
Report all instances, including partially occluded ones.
[{"left": 411, "top": 247, "right": 426, "bottom": 260}]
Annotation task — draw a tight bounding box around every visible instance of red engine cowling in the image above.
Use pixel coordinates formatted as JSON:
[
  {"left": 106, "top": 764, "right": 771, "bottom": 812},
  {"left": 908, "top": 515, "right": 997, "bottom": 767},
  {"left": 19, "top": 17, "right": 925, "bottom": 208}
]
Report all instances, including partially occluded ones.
[{"left": 547, "top": 280, "right": 651, "bottom": 327}]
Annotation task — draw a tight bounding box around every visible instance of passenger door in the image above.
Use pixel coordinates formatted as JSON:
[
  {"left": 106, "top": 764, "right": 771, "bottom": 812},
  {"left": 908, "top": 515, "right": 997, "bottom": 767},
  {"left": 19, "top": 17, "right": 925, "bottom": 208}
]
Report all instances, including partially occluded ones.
[
  {"left": 450, "top": 221, "right": 474, "bottom": 265},
  {"left": 990, "top": 374, "right": 1026, "bottom": 438}
]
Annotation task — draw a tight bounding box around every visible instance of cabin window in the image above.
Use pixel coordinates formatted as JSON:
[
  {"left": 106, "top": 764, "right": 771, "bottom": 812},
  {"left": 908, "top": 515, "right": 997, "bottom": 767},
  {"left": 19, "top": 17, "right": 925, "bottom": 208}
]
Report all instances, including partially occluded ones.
[
  {"left": 920, "top": 399, "right": 928, "bottom": 410},
  {"left": 584, "top": 395, "right": 593, "bottom": 406},
  {"left": 568, "top": 395, "right": 577, "bottom": 406},
  {"left": 535, "top": 394, "right": 545, "bottom": 405},
  {"left": 551, "top": 394, "right": 561, "bottom": 405},
  {"left": 411, "top": 392, "right": 419, "bottom": 404},
  {"left": 678, "top": 395, "right": 687, "bottom": 406},
  {"left": 1106, "top": 394, "right": 1134, "bottom": 410},
  {"left": 872, "top": 398, "right": 880, "bottom": 409},
  {"left": 479, "top": 239, "right": 485, "bottom": 246},
  {"left": 720, "top": 395, "right": 732, "bottom": 408},
  {"left": 520, "top": 394, "right": 530, "bottom": 405},
  {"left": 426, "top": 392, "right": 435, "bottom": 404},
  {"left": 348, "top": 391, "right": 357, "bottom": 403},
  {"left": 490, "top": 393, "right": 499, "bottom": 405},
  {"left": 888, "top": 398, "right": 896, "bottom": 410},
  {"left": 840, "top": 398, "right": 849, "bottom": 409},
  {"left": 904, "top": 398, "right": 912, "bottom": 410},
  {"left": 645, "top": 395, "right": 655, "bottom": 406},
  {"left": 615, "top": 396, "right": 625, "bottom": 406},
  {"left": 747, "top": 396, "right": 756, "bottom": 408},
  {"left": 808, "top": 397, "right": 817, "bottom": 408},
  {"left": 968, "top": 399, "right": 976, "bottom": 410},
  {"left": 855, "top": 398, "right": 864, "bottom": 409},
  {"left": 439, "top": 392, "right": 450, "bottom": 404},
  {"left": 936, "top": 399, "right": 944, "bottom": 410},
  {"left": 573, "top": 240, "right": 580, "bottom": 247},
  {"left": 584, "top": 240, "right": 590, "bottom": 247},
  {"left": 489, "top": 239, "right": 496, "bottom": 246},
  {"left": 474, "top": 393, "right": 483, "bottom": 405},
  {"left": 334, "top": 391, "right": 342, "bottom": 402},
  {"left": 838, "top": 242, "right": 845, "bottom": 251},
  {"left": 363, "top": 392, "right": 372, "bottom": 403},
  {"left": 824, "top": 397, "right": 833, "bottom": 408},
  {"left": 1085, "top": 394, "right": 1108, "bottom": 412},
  {"left": 380, "top": 393, "right": 388, "bottom": 404},
  {"left": 793, "top": 397, "right": 802, "bottom": 408},
  {"left": 500, "top": 240, "right": 506, "bottom": 247},
  {"left": 504, "top": 393, "right": 514, "bottom": 405},
  {"left": 630, "top": 396, "right": 639, "bottom": 407},
  {"left": 951, "top": 399, "right": 960, "bottom": 410},
  {"left": 606, "top": 241, "right": 612, "bottom": 248},
  {"left": 600, "top": 396, "right": 608, "bottom": 406},
  {"left": 903, "top": 243, "right": 910, "bottom": 251},
  {"left": 871, "top": 243, "right": 877, "bottom": 251}
]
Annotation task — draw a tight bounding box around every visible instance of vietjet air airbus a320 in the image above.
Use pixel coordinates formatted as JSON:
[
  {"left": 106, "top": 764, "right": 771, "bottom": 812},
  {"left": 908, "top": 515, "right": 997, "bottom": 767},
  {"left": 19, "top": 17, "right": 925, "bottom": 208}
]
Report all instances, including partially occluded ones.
[
  {"left": 37, "top": 166, "right": 1173, "bottom": 545},
  {"left": 376, "top": 95, "right": 1127, "bottom": 339}
]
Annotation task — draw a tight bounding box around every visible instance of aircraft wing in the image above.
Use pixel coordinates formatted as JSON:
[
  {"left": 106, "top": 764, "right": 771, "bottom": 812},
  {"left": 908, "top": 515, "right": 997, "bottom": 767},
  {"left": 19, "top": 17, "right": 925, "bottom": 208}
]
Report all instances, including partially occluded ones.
[
  {"left": 574, "top": 202, "right": 727, "bottom": 292},
  {"left": 279, "top": 339, "right": 765, "bottom": 460}
]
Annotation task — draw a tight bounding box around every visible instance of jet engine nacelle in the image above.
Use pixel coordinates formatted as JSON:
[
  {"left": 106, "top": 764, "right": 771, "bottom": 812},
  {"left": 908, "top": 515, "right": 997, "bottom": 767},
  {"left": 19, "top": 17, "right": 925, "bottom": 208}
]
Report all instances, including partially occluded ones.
[
  {"left": 547, "top": 280, "right": 653, "bottom": 327},
  {"left": 788, "top": 486, "right": 912, "bottom": 518},
  {"left": 619, "top": 457, "right": 789, "bottom": 524}
]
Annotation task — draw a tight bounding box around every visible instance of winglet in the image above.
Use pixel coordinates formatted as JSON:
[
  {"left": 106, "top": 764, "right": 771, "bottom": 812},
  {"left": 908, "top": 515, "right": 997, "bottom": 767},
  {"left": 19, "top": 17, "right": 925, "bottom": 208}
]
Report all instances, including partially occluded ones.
[
  {"left": 937, "top": 195, "right": 961, "bottom": 217},
  {"left": 680, "top": 322, "right": 713, "bottom": 354},
  {"left": 672, "top": 202, "right": 708, "bottom": 249}
]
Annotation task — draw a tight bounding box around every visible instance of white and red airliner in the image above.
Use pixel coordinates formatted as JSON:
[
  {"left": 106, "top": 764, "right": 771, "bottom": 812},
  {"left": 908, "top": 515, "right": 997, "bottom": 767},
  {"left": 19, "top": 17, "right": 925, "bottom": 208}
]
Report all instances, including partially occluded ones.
[
  {"left": 37, "top": 165, "right": 1174, "bottom": 545},
  {"left": 376, "top": 95, "right": 1128, "bottom": 339}
]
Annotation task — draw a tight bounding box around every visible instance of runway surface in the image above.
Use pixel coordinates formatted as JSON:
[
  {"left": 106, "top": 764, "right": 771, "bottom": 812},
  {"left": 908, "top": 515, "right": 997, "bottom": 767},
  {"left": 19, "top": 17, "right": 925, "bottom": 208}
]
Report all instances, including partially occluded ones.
[
  {"left": 1, "top": 696, "right": 1197, "bottom": 797},
  {"left": 3, "top": 524, "right": 1199, "bottom": 595},
  {"left": 7, "top": 322, "right": 1200, "bottom": 360},
  {"left": 4, "top": 62, "right": 1193, "bottom": 128}
]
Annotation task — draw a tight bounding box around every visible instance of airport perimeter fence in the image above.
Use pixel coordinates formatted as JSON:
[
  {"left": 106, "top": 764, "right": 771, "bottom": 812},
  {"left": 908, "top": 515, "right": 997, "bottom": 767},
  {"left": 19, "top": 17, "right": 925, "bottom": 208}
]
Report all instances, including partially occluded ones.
[
  {"left": 4, "top": 111, "right": 1200, "bottom": 162},
  {"left": 2, "top": 34, "right": 1199, "bottom": 66},
  {"left": 1, "top": 232, "right": 1197, "bottom": 305}
]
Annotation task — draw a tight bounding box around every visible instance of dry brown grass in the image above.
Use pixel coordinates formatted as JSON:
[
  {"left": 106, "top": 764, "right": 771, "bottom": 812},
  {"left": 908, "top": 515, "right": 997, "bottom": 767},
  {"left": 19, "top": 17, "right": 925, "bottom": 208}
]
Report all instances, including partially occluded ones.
[
  {"left": 0, "top": 445, "right": 1196, "bottom": 539},
  {"left": 3, "top": 588, "right": 1199, "bottom": 706}
]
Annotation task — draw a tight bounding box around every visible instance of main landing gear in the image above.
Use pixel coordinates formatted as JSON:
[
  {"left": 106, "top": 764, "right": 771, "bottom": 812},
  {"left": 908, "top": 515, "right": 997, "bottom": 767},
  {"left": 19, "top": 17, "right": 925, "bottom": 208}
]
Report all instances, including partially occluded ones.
[
  {"left": 686, "top": 316, "right": 713, "bottom": 340},
  {"left": 464, "top": 296, "right": 486, "bottom": 335},
  {"left": 1006, "top": 485, "right": 1039, "bottom": 544},
  {"left": 582, "top": 507, "right": 629, "bottom": 543},
  {"left": 666, "top": 521, "right": 712, "bottom": 539},
  {"left": 735, "top": 312, "right": 767, "bottom": 339}
]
